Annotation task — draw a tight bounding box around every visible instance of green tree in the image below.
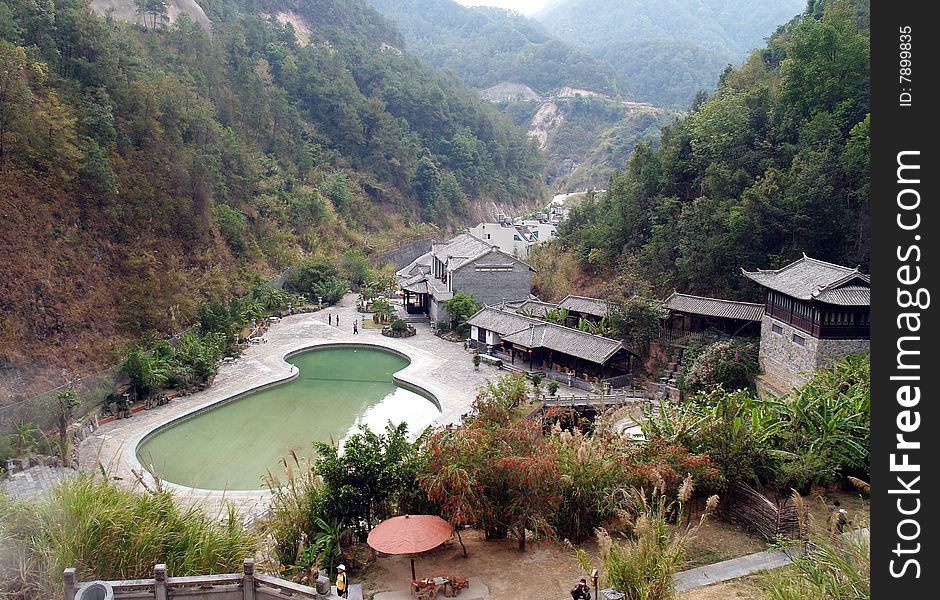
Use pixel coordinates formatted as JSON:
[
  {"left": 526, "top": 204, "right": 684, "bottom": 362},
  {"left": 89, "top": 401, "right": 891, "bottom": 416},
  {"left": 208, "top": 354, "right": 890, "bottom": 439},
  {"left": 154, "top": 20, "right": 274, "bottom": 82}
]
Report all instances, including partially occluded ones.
[
  {"left": 56, "top": 387, "right": 80, "bottom": 452},
  {"left": 442, "top": 292, "right": 479, "bottom": 334},
  {"left": 314, "top": 423, "right": 420, "bottom": 535},
  {"left": 0, "top": 42, "right": 32, "bottom": 160},
  {"left": 286, "top": 257, "right": 349, "bottom": 304},
  {"left": 413, "top": 155, "right": 442, "bottom": 218}
]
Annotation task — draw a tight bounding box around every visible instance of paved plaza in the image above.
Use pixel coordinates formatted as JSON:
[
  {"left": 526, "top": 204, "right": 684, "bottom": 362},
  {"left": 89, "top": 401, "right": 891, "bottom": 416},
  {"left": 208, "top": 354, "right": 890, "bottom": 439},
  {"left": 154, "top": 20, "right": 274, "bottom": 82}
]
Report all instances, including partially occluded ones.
[
  {"left": 78, "top": 294, "right": 580, "bottom": 518},
  {"left": 0, "top": 465, "right": 76, "bottom": 501}
]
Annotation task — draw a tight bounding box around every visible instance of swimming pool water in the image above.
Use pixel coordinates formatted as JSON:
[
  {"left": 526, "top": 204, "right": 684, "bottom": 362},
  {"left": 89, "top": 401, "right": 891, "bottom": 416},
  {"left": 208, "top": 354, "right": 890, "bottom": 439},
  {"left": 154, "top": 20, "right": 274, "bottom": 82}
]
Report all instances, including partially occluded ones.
[{"left": 135, "top": 346, "right": 440, "bottom": 490}]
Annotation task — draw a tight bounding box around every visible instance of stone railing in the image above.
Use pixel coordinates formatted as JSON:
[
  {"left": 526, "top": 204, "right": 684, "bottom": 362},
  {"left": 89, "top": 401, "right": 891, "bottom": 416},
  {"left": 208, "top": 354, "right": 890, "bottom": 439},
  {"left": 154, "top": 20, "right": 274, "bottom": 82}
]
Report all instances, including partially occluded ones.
[{"left": 64, "top": 560, "right": 322, "bottom": 600}]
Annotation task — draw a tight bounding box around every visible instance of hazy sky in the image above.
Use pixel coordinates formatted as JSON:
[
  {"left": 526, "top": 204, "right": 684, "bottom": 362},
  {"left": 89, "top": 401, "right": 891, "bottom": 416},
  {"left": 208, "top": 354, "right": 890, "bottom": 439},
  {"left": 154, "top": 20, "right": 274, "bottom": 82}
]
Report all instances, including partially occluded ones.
[{"left": 454, "top": 0, "right": 552, "bottom": 16}]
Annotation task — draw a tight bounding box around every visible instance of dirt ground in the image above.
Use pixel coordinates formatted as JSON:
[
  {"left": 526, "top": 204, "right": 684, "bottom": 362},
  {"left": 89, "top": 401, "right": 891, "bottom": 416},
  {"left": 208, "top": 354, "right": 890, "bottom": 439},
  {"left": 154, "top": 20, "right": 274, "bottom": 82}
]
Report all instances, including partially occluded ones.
[
  {"left": 354, "top": 517, "right": 766, "bottom": 600},
  {"left": 351, "top": 492, "right": 869, "bottom": 600},
  {"left": 682, "top": 518, "right": 766, "bottom": 569},
  {"left": 677, "top": 577, "right": 764, "bottom": 600},
  {"left": 357, "top": 529, "right": 596, "bottom": 599}
]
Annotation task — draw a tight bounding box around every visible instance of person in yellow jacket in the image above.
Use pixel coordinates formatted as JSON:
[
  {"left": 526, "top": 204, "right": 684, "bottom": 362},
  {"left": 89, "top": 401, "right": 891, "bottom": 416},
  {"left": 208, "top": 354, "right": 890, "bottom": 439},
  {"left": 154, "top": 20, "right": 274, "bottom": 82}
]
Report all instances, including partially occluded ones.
[{"left": 336, "top": 564, "right": 348, "bottom": 598}]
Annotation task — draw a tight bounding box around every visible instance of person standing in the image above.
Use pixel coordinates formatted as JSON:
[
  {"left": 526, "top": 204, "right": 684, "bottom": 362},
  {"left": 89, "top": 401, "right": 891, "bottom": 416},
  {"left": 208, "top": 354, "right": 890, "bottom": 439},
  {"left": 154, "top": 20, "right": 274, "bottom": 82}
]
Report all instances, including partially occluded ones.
[
  {"left": 336, "top": 314, "right": 340, "bottom": 326},
  {"left": 328, "top": 313, "right": 332, "bottom": 326},
  {"left": 335, "top": 564, "right": 348, "bottom": 598},
  {"left": 353, "top": 321, "right": 358, "bottom": 334},
  {"left": 829, "top": 500, "right": 849, "bottom": 548}
]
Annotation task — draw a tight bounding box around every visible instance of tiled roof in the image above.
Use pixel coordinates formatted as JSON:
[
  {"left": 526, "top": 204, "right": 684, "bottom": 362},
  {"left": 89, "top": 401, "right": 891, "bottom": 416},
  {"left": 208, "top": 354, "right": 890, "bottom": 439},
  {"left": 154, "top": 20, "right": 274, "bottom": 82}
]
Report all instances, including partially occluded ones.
[
  {"left": 467, "top": 306, "right": 630, "bottom": 364},
  {"left": 400, "top": 273, "right": 428, "bottom": 294},
  {"left": 814, "top": 285, "right": 870, "bottom": 306},
  {"left": 742, "top": 255, "right": 870, "bottom": 304},
  {"left": 558, "top": 295, "right": 611, "bottom": 318},
  {"left": 513, "top": 300, "right": 558, "bottom": 317},
  {"left": 663, "top": 292, "right": 764, "bottom": 322},
  {"left": 432, "top": 234, "right": 496, "bottom": 270},
  {"left": 395, "top": 252, "right": 432, "bottom": 279}
]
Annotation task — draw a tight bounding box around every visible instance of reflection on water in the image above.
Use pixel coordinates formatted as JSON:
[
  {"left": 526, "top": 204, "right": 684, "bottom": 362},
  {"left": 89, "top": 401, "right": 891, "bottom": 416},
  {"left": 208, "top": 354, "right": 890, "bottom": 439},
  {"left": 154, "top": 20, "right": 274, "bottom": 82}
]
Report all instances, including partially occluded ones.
[{"left": 136, "top": 347, "right": 440, "bottom": 490}]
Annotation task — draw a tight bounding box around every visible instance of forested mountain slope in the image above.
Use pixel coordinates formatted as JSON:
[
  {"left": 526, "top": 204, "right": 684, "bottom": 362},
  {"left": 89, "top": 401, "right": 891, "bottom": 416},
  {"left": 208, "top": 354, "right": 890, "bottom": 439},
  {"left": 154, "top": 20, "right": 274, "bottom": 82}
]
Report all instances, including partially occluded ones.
[
  {"left": 0, "top": 0, "right": 544, "bottom": 395},
  {"left": 534, "top": 0, "right": 805, "bottom": 107},
  {"left": 368, "top": 0, "right": 619, "bottom": 96},
  {"left": 545, "top": 0, "right": 869, "bottom": 300}
]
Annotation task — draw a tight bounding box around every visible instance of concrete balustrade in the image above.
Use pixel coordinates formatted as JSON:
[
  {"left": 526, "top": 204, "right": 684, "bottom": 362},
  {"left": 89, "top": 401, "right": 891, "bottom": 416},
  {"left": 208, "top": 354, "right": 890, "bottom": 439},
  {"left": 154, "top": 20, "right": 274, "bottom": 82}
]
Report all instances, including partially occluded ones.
[{"left": 64, "top": 560, "right": 324, "bottom": 600}]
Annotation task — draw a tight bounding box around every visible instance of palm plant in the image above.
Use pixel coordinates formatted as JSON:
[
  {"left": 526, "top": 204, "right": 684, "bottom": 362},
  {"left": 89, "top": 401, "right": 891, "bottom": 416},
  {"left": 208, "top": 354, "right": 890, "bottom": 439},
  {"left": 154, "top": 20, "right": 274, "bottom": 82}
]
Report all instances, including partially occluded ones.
[
  {"left": 9, "top": 419, "right": 40, "bottom": 455},
  {"left": 311, "top": 517, "right": 348, "bottom": 577},
  {"left": 122, "top": 349, "right": 171, "bottom": 399}
]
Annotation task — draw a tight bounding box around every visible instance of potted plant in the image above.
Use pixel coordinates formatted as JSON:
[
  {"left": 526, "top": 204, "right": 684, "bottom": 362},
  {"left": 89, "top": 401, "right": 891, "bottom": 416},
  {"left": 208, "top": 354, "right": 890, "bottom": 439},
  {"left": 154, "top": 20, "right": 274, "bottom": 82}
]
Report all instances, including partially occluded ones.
[
  {"left": 548, "top": 381, "right": 559, "bottom": 396},
  {"left": 473, "top": 354, "right": 481, "bottom": 370}
]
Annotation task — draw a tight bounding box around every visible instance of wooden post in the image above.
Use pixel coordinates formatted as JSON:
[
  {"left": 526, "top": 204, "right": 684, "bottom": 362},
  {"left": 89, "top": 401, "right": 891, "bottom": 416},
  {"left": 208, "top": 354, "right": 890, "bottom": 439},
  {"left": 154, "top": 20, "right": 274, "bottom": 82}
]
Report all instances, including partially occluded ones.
[
  {"left": 243, "top": 559, "right": 256, "bottom": 600},
  {"left": 154, "top": 564, "right": 168, "bottom": 600},
  {"left": 63, "top": 568, "right": 77, "bottom": 600}
]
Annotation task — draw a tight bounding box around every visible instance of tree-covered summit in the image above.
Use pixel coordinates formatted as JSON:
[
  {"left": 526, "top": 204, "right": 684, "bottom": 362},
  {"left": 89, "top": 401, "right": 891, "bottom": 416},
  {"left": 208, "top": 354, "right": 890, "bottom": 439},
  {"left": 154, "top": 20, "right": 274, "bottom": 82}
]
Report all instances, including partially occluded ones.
[{"left": 548, "top": 0, "right": 870, "bottom": 299}]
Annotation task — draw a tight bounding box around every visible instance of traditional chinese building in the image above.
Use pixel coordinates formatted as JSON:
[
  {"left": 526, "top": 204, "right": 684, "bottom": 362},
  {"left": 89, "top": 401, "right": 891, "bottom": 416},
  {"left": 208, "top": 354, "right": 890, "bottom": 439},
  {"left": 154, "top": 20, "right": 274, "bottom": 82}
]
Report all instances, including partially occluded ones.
[
  {"left": 661, "top": 291, "right": 764, "bottom": 342},
  {"left": 742, "top": 255, "right": 870, "bottom": 391},
  {"left": 467, "top": 306, "right": 635, "bottom": 389}
]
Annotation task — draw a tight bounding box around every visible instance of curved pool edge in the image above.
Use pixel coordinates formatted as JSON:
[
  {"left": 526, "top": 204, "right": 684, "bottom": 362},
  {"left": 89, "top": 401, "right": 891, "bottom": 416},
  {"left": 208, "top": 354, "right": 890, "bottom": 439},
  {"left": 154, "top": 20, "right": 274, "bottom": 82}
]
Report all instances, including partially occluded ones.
[{"left": 127, "top": 339, "right": 445, "bottom": 498}]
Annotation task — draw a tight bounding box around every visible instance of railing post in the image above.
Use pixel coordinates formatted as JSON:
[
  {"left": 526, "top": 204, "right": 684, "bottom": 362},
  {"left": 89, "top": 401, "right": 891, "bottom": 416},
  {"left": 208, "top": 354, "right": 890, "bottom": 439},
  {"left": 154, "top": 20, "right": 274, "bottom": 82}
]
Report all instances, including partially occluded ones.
[
  {"left": 243, "top": 559, "right": 256, "bottom": 600},
  {"left": 64, "top": 568, "right": 77, "bottom": 600},
  {"left": 154, "top": 564, "right": 168, "bottom": 600}
]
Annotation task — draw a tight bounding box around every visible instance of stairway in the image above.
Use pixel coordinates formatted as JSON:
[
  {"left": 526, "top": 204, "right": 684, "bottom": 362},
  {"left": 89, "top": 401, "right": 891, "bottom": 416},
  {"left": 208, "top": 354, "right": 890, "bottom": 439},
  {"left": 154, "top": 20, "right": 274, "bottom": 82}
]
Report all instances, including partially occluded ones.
[{"left": 657, "top": 347, "right": 686, "bottom": 401}]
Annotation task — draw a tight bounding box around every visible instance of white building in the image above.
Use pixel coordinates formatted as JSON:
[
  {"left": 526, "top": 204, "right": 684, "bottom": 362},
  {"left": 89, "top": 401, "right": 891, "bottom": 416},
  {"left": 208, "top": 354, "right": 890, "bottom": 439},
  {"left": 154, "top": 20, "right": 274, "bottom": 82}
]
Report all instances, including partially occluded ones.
[
  {"left": 468, "top": 222, "right": 535, "bottom": 258},
  {"left": 515, "top": 218, "right": 558, "bottom": 244}
]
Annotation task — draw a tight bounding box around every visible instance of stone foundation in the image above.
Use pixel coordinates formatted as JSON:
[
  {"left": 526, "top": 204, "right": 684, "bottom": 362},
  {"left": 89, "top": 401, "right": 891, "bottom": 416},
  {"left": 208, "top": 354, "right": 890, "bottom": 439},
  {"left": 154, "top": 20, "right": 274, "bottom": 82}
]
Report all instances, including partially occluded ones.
[{"left": 758, "top": 316, "right": 869, "bottom": 392}]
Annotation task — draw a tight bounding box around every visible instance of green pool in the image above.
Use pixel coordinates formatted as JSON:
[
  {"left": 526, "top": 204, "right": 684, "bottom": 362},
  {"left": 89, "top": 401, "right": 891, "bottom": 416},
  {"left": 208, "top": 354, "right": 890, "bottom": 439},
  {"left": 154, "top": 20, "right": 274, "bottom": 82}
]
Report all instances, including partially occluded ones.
[{"left": 136, "top": 346, "right": 440, "bottom": 490}]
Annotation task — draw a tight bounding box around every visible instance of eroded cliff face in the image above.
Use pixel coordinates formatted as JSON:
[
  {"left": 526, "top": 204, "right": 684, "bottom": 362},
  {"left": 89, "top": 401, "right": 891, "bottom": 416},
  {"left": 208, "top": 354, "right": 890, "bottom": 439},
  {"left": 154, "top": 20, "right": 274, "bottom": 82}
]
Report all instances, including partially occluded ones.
[
  {"left": 89, "top": 0, "right": 212, "bottom": 31},
  {"left": 528, "top": 100, "right": 565, "bottom": 148}
]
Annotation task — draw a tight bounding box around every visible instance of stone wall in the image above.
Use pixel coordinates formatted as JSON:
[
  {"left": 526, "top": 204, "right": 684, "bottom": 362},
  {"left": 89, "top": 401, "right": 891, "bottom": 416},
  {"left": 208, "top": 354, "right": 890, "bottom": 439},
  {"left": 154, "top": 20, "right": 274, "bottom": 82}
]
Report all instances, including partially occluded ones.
[
  {"left": 452, "top": 255, "right": 532, "bottom": 307},
  {"left": 758, "top": 316, "right": 870, "bottom": 391},
  {"left": 429, "top": 298, "right": 451, "bottom": 326},
  {"left": 370, "top": 238, "right": 436, "bottom": 269}
]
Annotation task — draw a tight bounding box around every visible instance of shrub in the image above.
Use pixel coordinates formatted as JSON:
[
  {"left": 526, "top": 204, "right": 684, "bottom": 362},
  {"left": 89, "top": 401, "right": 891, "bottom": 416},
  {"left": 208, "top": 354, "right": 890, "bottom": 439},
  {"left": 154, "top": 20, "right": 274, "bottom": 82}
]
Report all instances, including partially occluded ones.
[
  {"left": 286, "top": 258, "right": 349, "bottom": 304},
  {"left": 390, "top": 319, "right": 408, "bottom": 332},
  {"left": 681, "top": 340, "right": 759, "bottom": 393},
  {"left": 548, "top": 381, "right": 560, "bottom": 396}
]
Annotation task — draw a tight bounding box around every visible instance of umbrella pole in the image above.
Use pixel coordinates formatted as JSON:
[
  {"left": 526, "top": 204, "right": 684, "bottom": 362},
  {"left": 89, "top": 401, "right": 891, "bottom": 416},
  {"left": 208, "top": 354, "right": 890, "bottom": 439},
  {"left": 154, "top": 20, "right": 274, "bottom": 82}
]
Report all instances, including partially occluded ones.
[{"left": 411, "top": 558, "right": 416, "bottom": 581}]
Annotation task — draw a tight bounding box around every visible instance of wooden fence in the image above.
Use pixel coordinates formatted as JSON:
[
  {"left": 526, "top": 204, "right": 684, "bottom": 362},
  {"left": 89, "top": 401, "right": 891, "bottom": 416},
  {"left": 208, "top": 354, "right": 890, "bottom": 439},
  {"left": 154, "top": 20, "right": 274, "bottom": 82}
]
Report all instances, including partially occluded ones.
[
  {"left": 64, "top": 560, "right": 321, "bottom": 600},
  {"left": 723, "top": 481, "right": 809, "bottom": 544}
]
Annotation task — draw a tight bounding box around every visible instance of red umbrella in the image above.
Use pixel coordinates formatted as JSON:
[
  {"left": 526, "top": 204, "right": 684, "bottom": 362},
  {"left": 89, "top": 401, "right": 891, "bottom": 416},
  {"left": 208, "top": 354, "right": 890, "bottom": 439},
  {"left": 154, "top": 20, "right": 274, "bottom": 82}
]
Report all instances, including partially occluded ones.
[{"left": 367, "top": 514, "right": 453, "bottom": 581}]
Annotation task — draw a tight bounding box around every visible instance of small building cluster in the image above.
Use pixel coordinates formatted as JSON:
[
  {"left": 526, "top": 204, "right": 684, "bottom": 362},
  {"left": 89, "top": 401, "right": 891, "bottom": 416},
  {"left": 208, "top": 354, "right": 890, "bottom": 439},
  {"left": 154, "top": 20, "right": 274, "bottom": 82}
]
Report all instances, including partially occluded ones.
[
  {"left": 397, "top": 234, "right": 534, "bottom": 325},
  {"left": 396, "top": 227, "right": 870, "bottom": 396},
  {"left": 659, "top": 254, "right": 870, "bottom": 393},
  {"left": 467, "top": 305, "right": 635, "bottom": 391},
  {"left": 468, "top": 215, "right": 558, "bottom": 259}
]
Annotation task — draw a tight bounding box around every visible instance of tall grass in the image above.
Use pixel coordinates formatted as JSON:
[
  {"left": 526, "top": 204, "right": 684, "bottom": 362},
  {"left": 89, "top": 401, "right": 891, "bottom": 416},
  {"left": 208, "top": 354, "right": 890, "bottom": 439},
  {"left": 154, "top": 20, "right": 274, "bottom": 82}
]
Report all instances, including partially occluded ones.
[
  {"left": 760, "top": 528, "right": 870, "bottom": 599},
  {"left": 262, "top": 450, "right": 325, "bottom": 567},
  {"left": 578, "top": 482, "right": 719, "bottom": 600},
  {"left": 0, "top": 474, "right": 258, "bottom": 600}
]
